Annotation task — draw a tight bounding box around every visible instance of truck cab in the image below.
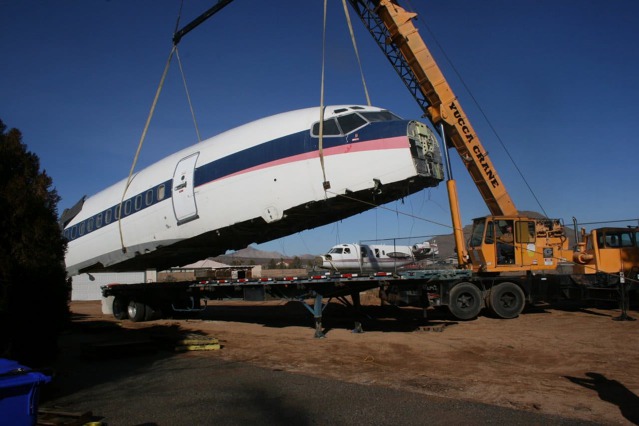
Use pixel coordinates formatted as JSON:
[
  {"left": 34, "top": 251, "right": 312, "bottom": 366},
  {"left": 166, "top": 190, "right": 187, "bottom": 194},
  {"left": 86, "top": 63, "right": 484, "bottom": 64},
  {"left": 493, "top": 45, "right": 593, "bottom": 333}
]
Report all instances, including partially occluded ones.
[{"left": 573, "top": 227, "right": 639, "bottom": 278}]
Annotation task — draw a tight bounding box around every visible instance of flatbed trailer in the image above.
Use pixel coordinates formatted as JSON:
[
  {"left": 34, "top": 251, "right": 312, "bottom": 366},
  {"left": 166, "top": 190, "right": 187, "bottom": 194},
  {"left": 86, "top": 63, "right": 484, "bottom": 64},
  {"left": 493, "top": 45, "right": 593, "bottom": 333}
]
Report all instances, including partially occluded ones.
[
  {"left": 103, "top": 272, "right": 400, "bottom": 337},
  {"left": 102, "top": 267, "right": 637, "bottom": 337}
]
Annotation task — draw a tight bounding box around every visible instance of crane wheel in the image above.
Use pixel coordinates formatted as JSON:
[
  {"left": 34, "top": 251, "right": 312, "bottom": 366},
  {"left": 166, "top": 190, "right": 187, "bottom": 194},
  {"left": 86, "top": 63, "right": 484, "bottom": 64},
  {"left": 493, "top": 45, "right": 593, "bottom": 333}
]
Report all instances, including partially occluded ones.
[
  {"left": 448, "top": 282, "right": 482, "bottom": 320},
  {"left": 488, "top": 282, "right": 525, "bottom": 319}
]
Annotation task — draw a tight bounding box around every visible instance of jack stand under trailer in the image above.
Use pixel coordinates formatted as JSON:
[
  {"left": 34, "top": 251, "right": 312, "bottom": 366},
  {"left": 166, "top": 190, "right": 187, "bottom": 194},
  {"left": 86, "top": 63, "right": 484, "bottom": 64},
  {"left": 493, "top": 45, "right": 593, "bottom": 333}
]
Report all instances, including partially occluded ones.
[
  {"left": 613, "top": 274, "right": 636, "bottom": 322},
  {"left": 298, "top": 293, "right": 329, "bottom": 338}
]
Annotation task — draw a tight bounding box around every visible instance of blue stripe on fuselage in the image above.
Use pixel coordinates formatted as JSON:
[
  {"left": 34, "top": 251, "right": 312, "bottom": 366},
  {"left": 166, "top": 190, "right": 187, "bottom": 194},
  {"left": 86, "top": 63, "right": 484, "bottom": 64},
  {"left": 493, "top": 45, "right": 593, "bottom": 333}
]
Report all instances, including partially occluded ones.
[{"left": 193, "top": 120, "right": 408, "bottom": 186}]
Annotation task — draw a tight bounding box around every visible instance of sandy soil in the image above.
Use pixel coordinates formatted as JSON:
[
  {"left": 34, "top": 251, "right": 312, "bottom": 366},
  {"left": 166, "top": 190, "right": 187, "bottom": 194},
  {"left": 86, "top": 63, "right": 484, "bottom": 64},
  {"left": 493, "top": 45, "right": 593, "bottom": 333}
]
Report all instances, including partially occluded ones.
[{"left": 67, "top": 295, "right": 639, "bottom": 425}]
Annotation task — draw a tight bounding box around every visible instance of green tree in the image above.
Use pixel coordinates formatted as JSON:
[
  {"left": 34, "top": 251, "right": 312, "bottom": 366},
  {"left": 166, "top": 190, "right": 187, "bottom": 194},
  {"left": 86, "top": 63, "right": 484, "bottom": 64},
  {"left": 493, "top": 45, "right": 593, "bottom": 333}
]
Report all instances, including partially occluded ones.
[
  {"left": 290, "top": 256, "right": 303, "bottom": 269},
  {"left": 0, "top": 120, "right": 70, "bottom": 366},
  {"left": 267, "top": 258, "right": 277, "bottom": 269}
]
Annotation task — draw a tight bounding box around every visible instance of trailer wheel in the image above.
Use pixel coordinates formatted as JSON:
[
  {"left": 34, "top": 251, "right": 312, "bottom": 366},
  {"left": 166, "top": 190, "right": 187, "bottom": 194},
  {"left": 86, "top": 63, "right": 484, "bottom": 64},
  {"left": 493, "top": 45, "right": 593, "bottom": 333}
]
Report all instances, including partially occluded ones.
[
  {"left": 112, "top": 297, "right": 129, "bottom": 320},
  {"left": 448, "top": 282, "right": 482, "bottom": 320},
  {"left": 144, "top": 303, "right": 159, "bottom": 321},
  {"left": 488, "top": 282, "right": 525, "bottom": 319},
  {"left": 127, "top": 300, "right": 146, "bottom": 322}
]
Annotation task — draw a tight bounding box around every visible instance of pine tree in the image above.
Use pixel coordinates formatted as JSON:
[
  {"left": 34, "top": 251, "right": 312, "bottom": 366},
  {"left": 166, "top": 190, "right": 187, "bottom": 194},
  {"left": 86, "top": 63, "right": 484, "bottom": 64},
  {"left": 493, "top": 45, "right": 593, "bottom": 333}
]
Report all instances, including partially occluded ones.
[{"left": 0, "top": 120, "right": 70, "bottom": 366}]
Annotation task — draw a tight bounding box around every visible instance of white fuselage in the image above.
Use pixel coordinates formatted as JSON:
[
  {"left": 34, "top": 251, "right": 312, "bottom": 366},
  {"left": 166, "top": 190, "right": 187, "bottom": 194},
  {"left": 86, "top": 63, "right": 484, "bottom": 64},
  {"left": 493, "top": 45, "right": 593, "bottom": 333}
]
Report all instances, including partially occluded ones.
[
  {"left": 63, "top": 105, "right": 444, "bottom": 276},
  {"left": 319, "top": 241, "right": 438, "bottom": 273}
]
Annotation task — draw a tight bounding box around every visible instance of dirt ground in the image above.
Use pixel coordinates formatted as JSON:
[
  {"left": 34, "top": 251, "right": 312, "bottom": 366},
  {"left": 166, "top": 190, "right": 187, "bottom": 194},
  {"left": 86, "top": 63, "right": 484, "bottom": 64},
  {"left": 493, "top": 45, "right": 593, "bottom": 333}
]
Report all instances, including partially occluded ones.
[{"left": 65, "top": 295, "right": 639, "bottom": 425}]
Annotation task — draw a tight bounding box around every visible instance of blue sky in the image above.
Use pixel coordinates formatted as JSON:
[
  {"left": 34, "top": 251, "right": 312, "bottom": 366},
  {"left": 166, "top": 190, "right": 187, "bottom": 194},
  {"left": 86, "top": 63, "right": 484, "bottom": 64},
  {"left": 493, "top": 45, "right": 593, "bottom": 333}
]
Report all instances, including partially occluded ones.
[{"left": 2, "top": 0, "right": 638, "bottom": 257}]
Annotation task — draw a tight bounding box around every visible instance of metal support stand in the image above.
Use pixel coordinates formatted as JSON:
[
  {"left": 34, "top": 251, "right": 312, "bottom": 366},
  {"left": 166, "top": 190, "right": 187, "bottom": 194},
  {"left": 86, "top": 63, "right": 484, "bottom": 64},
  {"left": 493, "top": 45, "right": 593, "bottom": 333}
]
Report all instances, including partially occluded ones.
[
  {"left": 336, "top": 292, "right": 370, "bottom": 333},
  {"left": 300, "top": 293, "right": 327, "bottom": 338},
  {"left": 613, "top": 274, "right": 635, "bottom": 321}
]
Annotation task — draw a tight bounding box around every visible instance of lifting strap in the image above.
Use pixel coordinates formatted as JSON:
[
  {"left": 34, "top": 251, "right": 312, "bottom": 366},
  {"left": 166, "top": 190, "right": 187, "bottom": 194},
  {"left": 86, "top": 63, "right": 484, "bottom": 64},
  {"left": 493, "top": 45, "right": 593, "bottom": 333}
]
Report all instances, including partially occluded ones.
[
  {"left": 176, "top": 48, "right": 202, "bottom": 142},
  {"left": 118, "top": 45, "right": 176, "bottom": 252},
  {"left": 341, "top": 0, "right": 371, "bottom": 106},
  {"left": 318, "top": 0, "right": 330, "bottom": 191}
]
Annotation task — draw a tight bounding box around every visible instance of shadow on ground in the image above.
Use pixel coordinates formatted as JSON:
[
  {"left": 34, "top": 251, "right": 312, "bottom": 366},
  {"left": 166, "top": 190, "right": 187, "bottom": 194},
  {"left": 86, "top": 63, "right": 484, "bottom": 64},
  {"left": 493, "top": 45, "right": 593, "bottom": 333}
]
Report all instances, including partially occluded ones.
[
  {"left": 565, "top": 372, "right": 639, "bottom": 425},
  {"left": 42, "top": 311, "right": 211, "bottom": 402}
]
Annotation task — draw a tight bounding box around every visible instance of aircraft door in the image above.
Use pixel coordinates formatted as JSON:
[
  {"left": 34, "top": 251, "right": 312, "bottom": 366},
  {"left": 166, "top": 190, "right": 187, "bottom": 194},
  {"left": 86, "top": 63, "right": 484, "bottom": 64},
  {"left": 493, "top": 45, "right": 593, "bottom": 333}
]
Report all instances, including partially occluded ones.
[{"left": 172, "top": 153, "right": 199, "bottom": 225}]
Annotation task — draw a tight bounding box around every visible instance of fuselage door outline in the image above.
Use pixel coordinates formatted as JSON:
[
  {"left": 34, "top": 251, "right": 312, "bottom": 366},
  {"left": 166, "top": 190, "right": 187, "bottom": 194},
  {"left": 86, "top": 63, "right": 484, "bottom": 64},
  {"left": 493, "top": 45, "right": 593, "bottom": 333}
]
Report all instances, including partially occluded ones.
[{"left": 172, "top": 152, "right": 200, "bottom": 225}]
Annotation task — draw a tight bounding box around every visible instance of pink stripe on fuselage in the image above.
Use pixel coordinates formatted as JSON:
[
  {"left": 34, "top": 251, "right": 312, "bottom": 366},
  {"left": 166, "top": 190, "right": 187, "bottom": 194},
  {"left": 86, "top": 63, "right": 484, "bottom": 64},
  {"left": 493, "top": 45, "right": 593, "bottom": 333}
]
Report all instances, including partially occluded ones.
[{"left": 217, "top": 136, "right": 407, "bottom": 183}]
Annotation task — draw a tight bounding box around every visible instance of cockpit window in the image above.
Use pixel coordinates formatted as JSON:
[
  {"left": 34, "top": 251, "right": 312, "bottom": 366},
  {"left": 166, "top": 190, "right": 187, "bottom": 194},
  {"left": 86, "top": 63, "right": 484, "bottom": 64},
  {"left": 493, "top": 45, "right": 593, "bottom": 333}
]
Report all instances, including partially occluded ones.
[
  {"left": 337, "top": 113, "right": 367, "bottom": 134},
  {"left": 311, "top": 110, "right": 401, "bottom": 137},
  {"left": 360, "top": 111, "right": 402, "bottom": 122},
  {"left": 311, "top": 118, "right": 341, "bottom": 137}
]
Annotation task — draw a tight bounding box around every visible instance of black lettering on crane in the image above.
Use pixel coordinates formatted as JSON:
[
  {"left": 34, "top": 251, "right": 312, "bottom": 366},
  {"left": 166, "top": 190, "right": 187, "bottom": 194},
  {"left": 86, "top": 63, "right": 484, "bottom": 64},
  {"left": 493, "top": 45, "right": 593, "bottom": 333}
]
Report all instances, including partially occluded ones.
[{"left": 449, "top": 101, "right": 499, "bottom": 187}]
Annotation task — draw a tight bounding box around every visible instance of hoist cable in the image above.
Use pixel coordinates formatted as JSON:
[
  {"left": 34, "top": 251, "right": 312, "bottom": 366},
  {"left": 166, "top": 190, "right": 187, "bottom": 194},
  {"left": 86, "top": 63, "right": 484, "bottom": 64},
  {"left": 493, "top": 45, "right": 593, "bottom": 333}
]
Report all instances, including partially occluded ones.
[
  {"left": 118, "top": 45, "right": 176, "bottom": 252},
  {"left": 341, "top": 0, "right": 371, "bottom": 106},
  {"left": 176, "top": 47, "right": 202, "bottom": 142},
  {"left": 418, "top": 17, "right": 548, "bottom": 217}
]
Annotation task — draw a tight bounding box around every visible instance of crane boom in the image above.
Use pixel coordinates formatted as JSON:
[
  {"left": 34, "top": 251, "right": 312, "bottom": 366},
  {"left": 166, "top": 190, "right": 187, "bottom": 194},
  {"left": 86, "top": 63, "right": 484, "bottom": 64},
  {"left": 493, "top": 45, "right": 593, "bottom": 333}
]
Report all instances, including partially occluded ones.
[{"left": 348, "top": 0, "right": 517, "bottom": 217}]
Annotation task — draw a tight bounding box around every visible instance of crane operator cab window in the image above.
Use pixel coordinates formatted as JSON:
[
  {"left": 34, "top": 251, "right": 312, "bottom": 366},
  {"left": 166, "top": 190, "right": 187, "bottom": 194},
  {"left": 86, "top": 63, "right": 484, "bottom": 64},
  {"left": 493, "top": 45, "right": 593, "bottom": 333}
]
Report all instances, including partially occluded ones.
[{"left": 495, "top": 220, "right": 515, "bottom": 264}]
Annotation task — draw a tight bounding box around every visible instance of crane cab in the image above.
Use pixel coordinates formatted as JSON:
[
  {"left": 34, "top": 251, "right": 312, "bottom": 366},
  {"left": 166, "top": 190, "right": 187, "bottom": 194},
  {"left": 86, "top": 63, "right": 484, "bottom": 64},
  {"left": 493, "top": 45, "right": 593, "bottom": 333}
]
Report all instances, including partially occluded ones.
[{"left": 467, "top": 216, "right": 571, "bottom": 274}]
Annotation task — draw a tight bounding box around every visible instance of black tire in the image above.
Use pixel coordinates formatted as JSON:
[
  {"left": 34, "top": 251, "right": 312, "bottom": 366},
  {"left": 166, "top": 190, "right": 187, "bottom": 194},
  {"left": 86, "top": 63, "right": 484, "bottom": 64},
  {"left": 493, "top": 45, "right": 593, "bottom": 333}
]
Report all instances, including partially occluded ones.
[
  {"left": 144, "top": 303, "right": 159, "bottom": 321},
  {"left": 127, "top": 300, "right": 146, "bottom": 322},
  {"left": 113, "top": 296, "right": 129, "bottom": 320},
  {"left": 448, "top": 282, "right": 482, "bottom": 320},
  {"left": 488, "top": 282, "right": 525, "bottom": 319}
]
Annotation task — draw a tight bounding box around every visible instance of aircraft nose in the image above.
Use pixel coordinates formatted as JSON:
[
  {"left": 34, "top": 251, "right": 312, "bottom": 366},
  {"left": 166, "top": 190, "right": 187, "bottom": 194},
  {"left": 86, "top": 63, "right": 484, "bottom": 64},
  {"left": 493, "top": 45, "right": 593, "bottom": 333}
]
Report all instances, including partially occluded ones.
[{"left": 315, "top": 255, "right": 330, "bottom": 267}]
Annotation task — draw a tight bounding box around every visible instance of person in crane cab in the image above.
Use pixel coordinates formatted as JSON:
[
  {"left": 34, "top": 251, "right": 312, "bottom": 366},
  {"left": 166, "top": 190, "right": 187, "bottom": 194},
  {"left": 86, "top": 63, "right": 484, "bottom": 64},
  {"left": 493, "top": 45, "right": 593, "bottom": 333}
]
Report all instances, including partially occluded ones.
[{"left": 497, "top": 223, "right": 514, "bottom": 264}]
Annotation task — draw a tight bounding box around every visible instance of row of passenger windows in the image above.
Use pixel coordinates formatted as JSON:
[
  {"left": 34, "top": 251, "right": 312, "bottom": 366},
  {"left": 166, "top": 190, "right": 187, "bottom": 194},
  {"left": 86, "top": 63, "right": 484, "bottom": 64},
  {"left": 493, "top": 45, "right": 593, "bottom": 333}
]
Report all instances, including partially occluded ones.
[
  {"left": 311, "top": 110, "right": 402, "bottom": 137},
  {"left": 64, "top": 184, "right": 167, "bottom": 241}
]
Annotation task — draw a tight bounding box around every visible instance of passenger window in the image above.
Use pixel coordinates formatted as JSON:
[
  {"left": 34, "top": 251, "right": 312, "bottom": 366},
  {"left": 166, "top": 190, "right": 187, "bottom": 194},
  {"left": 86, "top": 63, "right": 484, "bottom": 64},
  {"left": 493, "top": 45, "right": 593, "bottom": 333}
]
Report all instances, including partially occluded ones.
[
  {"left": 157, "top": 185, "right": 166, "bottom": 201},
  {"left": 135, "top": 195, "right": 142, "bottom": 211},
  {"left": 344, "top": 248, "right": 351, "bottom": 254},
  {"left": 311, "top": 118, "right": 341, "bottom": 136},
  {"left": 71, "top": 226, "right": 77, "bottom": 239},
  {"left": 337, "top": 114, "right": 367, "bottom": 134},
  {"left": 114, "top": 205, "right": 121, "bottom": 220},
  {"left": 79, "top": 222, "right": 85, "bottom": 236},
  {"left": 96, "top": 213, "right": 102, "bottom": 228},
  {"left": 105, "top": 209, "right": 112, "bottom": 224},
  {"left": 145, "top": 190, "right": 153, "bottom": 206},
  {"left": 87, "top": 218, "right": 94, "bottom": 232},
  {"left": 124, "top": 200, "right": 131, "bottom": 216}
]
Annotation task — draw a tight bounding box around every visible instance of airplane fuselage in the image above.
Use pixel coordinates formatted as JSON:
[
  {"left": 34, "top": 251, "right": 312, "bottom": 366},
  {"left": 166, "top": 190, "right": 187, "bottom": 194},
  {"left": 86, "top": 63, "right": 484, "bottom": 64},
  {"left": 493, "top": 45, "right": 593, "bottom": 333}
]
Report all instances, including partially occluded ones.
[{"left": 62, "top": 105, "right": 444, "bottom": 276}]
